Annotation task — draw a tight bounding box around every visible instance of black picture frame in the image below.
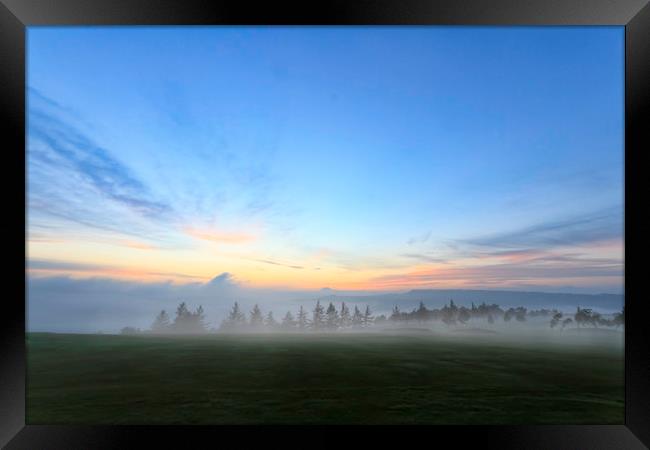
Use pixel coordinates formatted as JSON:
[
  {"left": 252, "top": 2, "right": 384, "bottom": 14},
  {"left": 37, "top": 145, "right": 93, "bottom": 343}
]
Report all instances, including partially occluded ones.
[{"left": 1, "top": 0, "right": 648, "bottom": 448}]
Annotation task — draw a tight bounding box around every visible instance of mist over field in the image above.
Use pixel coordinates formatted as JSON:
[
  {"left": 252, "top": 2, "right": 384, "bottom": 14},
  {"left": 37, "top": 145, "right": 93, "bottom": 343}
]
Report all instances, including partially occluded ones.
[{"left": 27, "top": 271, "right": 623, "bottom": 334}]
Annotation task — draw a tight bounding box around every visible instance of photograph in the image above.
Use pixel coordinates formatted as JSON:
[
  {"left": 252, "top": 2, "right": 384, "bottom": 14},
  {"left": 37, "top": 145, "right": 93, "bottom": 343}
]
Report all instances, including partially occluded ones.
[{"left": 26, "top": 25, "right": 625, "bottom": 425}]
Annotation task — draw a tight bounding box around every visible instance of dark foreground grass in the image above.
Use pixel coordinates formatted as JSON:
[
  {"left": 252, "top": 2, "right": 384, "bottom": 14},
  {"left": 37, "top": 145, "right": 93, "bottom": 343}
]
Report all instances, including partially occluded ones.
[{"left": 26, "top": 332, "right": 624, "bottom": 424}]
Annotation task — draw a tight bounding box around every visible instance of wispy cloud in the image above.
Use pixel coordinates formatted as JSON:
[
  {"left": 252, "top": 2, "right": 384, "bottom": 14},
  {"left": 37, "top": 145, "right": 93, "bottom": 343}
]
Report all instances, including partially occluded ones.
[
  {"left": 254, "top": 259, "right": 304, "bottom": 270},
  {"left": 28, "top": 259, "right": 111, "bottom": 272},
  {"left": 27, "top": 258, "right": 203, "bottom": 281},
  {"left": 463, "top": 207, "right": 622, "bottom": 250},
  {"left": 407, "top": 230, "right": 432, "bottom": 245},
  {"left": 27, "top": 89, "right": 179, "bottom": 245},
  {"left": 383, "top": 210, "right": 624, "bottom": 291},
  {"left": 401, "top": 253, "right": 448, "bottom": 264},
  {"left": 29, "top": 109, "right": 171, "bottom": 218},
  {"left": 369, "top": 250, "right": 622, "bottom": 290}
]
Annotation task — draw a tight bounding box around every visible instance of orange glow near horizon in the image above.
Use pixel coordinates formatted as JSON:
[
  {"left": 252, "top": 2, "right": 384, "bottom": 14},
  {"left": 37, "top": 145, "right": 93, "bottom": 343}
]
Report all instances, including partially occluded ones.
[{"left": 26, "top": 236, "right": 623, "bottom": 292}]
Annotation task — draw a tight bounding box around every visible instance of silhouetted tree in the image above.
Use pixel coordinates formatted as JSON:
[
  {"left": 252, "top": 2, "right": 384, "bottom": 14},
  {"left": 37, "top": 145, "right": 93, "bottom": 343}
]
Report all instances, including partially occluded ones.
[
  {"left": 550, "top": 312, "right": 563, "bottom": 328},
  {"left": 229, "top": 302, "right": 246, "bottom": 324},
  {"left": 561, "top": 318, "right": 573, "bottom": 330},
  {"left": 282, "top": 311, "right": 296, "bottom": 329},
  {"left": 171, "top": 302, "right": 208, "bottom": 333},
  {"left": 176, "top": 302, "right": 189, "bottom": 318},
  {"left": 441, "top": 301, "right": 457, "bottom": 326},
  {"left": 339, "top": 302, "right": 351, "bottom": 328},
  {"left": 458, "top": 307, "right": 471, "bottom": 324},
  {"left": 173, "top": 301, "right": 193, "bottom": 332},
  {"left": 297, "top": 305, "right": 309, "bottom": 330},
  {"left": 574, "top": 307, "right": 593, "bottom": 328},
  {"left": 529, "top": 308, "right": 553, "bottom": 318},
  {"left": 414, "top": 301, "right": 428, "bottom": 323},
  {"left": 514, "top": 307, "right": 527, "bottom": 322},
  {"left": 265, "top": 311, "right": 277, "bottom": 329},
  {"left": 363, "top": 305, "right": 374, "bottom": 328},
  {"left": 613, "top": 307, "right": 624, "bottom": 328},
  {"left": 590, "top": 311, "right": 602, "bottom": 328},
  {"left": 593, "top": 312, "right": 606, "bottom": 328},
  {"left": 325, "top": 302, "right": 339, "bottom": 330},
  {"left": 250, "top": 304, "right": 264, "bottom": 328},
  {"left": 390, "top": 306, "right": 401, "bottom": 322},
  {"left": 195, "top": 305, "right": 207, "bottom": 332},
  {"left": 151, "top": 310, "right": 170, "bottom": 333},
  {"left": 220, "top": 301, "right": 246, "bottom": 331},
  {"left": 312, "top": 300, "right": 325, "bottom": 330},
  {"left": 352, "top": 306, "right": 364, "bottom": 328}
]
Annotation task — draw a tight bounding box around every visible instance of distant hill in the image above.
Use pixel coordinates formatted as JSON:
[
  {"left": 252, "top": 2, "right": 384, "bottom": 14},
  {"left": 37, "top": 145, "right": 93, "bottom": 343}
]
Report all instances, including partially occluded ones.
[{"left": 311, "top": 289, "right": 624, "bottom": 313}]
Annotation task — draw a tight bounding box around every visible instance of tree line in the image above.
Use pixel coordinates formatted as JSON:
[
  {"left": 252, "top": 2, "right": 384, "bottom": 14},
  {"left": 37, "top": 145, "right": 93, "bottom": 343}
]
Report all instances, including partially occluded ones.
[
  {"left": 549, "top": 306, "right": 624, "bottom": 330},
  {"left": 219, "top": 300, "right": 375, "bottom": 332},
  {"left": 120, "top": 299, "right": 624, "bottom": 335},
  {"left": 388, "top": 300, "right": 544, "bottom": 326},
  {"left": 121, "top": 302, "right": 207, "bottom": 335}
]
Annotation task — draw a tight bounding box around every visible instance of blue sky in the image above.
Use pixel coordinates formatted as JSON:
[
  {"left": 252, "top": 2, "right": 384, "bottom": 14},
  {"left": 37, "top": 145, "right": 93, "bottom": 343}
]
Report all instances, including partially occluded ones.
[{"left": 27, "top": 26, "right": 624, "bottom": 299}]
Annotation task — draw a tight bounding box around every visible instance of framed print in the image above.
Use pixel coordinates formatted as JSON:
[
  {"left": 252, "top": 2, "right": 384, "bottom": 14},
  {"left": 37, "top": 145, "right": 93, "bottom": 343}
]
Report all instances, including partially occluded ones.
[{"left": 1, "top": 0, "right": 649, "bottom": 448}]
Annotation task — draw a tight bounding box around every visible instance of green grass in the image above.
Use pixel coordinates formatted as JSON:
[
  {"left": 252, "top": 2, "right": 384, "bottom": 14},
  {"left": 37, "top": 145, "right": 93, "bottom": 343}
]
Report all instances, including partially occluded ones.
[{"left": 26, "top": 332, "right": 624, "bottom": 424}]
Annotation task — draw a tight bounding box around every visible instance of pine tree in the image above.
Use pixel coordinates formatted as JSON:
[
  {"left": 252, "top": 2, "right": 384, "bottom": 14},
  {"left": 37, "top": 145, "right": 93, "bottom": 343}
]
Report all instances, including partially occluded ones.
[
  {"left": 229, "top": 302, "right": 244, "bottom": 322},
  {"left": 458, "top": 307, "right": 470, "bottom": 324},
  {"left": 613, "top": 306, "right": 624, "bottom": 328},
  {"left": 441, "top": 302, "right": 456, "bottom": 326},
  {"left": 176, "top": 302, "right": 189, "bottom": 319},
  {"left": 312, "top": 300, "right": 325, "bottom": 331},
  {"left": 250, "top": 304, "right": 264, "bottom": 328},
  {"left": 550, "top": 312, "right": 563, "bottom": 328},
  {"left": 339, "top": 302, "right": 351, "bottom": 328},
  {"left": 194, "top": 305, "right": 207, "bottom": 332},
  {"left": 325, "top": 302, "right": 339, "bottom": 330},
  {"left": 297, "top": 305, "right": 309, "bottom": 330},
  {"left": 282, "top": 311, "right": 296, "bottom": 329},
  {"left": 265, "top": 311, "right": 277, "bottom": 329},
  {"left": 170, "top": 302, "right": 208, "bottom": 333},
  {"left": 222, "top": 302, "right": 246, "bottom": 331},
  {"left": 415, "top": 301, "right": 428, "bottom": 323},
  {"left": 362, "top": 305, "right": 374, "bottom": 328},
  {"left": 174, "top": 301, "right": 192, "bottom": 332},
  {"left": 514, "top": 307, "right": 527, "bottom": 322},
  {"left": 390, "top": 305, "right": 401, "bottom": 322},
  {"left": 374, "top": 314, "right": 387, "bottom": 325},
  {"left": 352, "top": 306, "right": 364, "bottom": 328},
  {"left": 151, "top": 309, "right": 170, "bottom": 333}
]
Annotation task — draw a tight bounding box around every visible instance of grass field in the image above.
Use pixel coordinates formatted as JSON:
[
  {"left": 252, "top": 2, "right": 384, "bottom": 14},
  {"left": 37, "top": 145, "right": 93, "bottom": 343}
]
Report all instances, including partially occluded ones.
[{"left": 26, "top": 331, "right": 624, "bottom": 424}]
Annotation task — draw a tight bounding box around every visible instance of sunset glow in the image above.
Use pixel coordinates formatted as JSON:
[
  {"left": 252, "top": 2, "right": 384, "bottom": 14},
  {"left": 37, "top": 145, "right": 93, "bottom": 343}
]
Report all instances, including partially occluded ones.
[{"left": 27, "top": 27, "right": 624, "bottom": 295}]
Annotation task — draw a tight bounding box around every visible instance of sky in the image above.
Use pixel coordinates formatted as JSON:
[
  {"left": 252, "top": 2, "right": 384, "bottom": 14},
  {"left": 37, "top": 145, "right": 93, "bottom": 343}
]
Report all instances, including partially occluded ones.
[{"left": 26, "top": 26, "right": 624, "bottom": 329}]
